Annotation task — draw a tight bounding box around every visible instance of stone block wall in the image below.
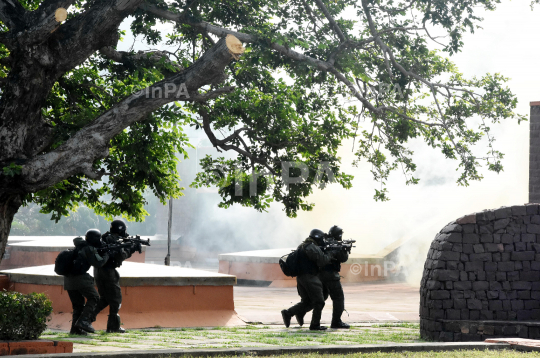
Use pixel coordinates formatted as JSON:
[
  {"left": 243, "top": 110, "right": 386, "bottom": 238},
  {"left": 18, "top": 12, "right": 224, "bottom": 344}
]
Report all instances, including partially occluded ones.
[{"left": 420, "top": 204, "right": 540, "bottom": 341}]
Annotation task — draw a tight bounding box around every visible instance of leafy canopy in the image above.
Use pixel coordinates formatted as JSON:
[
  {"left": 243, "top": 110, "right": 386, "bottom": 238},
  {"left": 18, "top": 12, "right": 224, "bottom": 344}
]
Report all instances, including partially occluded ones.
[{"left": 2, "top": 0, "right": 523, "bottom": 222}]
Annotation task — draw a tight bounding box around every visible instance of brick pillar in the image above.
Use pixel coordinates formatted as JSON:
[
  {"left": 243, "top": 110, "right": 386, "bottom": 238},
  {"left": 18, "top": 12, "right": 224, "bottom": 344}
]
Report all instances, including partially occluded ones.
[{"left": 530, "top": 102, "right": 540, "bottom": 203}]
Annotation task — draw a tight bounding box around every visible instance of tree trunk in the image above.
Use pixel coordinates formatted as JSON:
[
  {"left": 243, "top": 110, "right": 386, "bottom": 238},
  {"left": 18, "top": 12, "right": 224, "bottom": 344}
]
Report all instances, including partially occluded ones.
[{"left": 0, "top": 195, "right": 22, "bottom": 262}]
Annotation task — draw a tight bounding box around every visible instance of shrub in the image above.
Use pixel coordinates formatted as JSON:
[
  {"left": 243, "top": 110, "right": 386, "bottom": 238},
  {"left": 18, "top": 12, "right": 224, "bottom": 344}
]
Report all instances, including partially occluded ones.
[{"left": 0, "top": 290, "right": 53, "bottom": 340}]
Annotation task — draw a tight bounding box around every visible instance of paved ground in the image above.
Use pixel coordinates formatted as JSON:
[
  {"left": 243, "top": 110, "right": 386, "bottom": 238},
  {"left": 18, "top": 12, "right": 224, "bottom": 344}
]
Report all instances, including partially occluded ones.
[
  {"left": 234, "top": 282, "right": 420, "bottom": 324},
  {"left": 487, "top": 338, "right": 540, "bottom": 350}
]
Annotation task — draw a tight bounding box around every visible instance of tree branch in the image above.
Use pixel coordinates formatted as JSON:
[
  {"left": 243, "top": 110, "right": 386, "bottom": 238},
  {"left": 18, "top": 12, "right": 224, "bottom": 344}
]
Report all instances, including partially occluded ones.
[
  {"left": 360, "top": 0, "right": 435, "bottom": 91},
  {"left": 47, "top": 0, "right": 146, "bottom": 76},
  {"left": 312, "top": 0, "right": 346, "bottom": 42},
  {"left": 217, "top": 126, "right": 248, "bottom": 145},
  {"left": 142, "top": 4, "right": 446, "bottom": 130},
  {"left": 81, "top": 164, "right": 106, "bottom": 180},
  {"left": 189, "top": 87, "right": 236, "bottom": 102},
  {"left": 300, "top": 0, "right": 321, "bottom": 33},
  {"left": 0, "top": 1, "right": 77, "bottom": 47},
  {"left": 359, "top": 0, "right": 485, "bottom": 165},
  {"left": 35, "top": 0, "right": 76, "bottom": 16},
  {"left": 327, "top": 26, "right": 420, "bottom": 64},
  {"left": 100, "top": 46, "right": 183, "bottom": 71},
  {"left": 20, "top": 1, "right": 79, "bottom": 46},
  {"left": 0, "top": 0, "right": 26, "bottom": 31},
  {"left": 198, "top": 107, "right": 277, "bottom": 175},
  {"left": 20, "top": 35, "right": 243, "bottom": 192}
]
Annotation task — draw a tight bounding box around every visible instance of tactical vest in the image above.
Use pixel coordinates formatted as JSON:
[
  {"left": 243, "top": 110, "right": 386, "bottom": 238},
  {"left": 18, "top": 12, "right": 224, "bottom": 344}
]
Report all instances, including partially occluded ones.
[{"left": 102, "top": 233, "right": 123, "bottom": 269}]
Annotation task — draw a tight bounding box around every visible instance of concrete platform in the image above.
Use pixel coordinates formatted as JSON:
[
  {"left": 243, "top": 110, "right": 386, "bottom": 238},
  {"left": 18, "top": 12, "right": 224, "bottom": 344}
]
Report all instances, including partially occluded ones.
[
  {"left": 218, "top": 238, "right": 408, "bottom": 286},
  {"left": 1, "top": 236, "right": 146, "bottom": 270},
  {"left": 0, "top": 262, "right": 241, "bottom": 330}
]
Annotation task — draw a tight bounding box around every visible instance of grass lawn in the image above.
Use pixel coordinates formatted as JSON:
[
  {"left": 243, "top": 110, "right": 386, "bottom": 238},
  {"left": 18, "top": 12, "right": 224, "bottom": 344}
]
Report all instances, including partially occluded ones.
[{"left": 41, "top": 323, "right": 422, "bottom": 352}]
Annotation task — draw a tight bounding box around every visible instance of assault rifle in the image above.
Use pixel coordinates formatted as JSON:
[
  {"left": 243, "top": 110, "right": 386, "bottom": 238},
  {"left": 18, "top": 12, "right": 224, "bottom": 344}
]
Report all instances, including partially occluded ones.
[
  {"left": 97, "top": 242, "right": 135, "bottom": 256},
  {"left": 119, "top": 235, "right": 151, "bottom": 254},
  {"left": 322, "top": 239, "right": 356, "bottom": 253}
]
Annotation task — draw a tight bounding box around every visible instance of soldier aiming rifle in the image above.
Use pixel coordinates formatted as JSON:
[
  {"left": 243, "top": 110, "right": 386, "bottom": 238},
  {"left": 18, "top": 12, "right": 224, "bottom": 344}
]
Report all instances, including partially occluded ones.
[
  {"left": 91, "top": 219, "right": 149, "bottom": 333},
  {"left": 320, "top": 225, "right": 352, "bottom": 329}
]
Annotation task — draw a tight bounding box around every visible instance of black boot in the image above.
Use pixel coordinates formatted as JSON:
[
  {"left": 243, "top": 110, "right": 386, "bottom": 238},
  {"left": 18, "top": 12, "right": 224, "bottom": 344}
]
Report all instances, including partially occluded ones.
[
  {"left": 70, "top": 311, "right": 82, "bottom": 335},
  {"left": 295, "top": 312, "right": 305, "bottom": 327},
  {"left": 75, "top": 319, "right": 95, "bottom": 333},
  {"left": 106, "top": 314, "right": 126, "bottom": 333},
  {"left": 281, "top": 310, "right": 292, "bottom": 328},
  {"left": 309, "top": 307, "right": 326, "bottom": 331},
  {"left": 331, "top": 321, "right": 350, "bottom": 329},
  {"left": 69, "top": 327, "right": 88, "bottom": 336}
]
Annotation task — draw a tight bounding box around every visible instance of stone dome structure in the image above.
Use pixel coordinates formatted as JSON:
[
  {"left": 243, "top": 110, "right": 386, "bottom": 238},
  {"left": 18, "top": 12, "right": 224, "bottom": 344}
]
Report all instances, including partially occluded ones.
[{"left": 420, "top": 204, "right": 540, "bottom": 341}]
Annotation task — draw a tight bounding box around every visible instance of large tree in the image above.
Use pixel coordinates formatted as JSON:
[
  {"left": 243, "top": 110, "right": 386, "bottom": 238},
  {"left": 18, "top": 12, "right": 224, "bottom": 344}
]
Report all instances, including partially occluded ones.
[{"left": 0, "top": 0, "right": 523, "bottom": 262}]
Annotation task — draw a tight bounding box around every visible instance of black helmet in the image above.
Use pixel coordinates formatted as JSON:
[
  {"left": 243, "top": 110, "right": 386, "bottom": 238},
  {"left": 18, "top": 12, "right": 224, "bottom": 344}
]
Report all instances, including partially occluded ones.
[
  {"left": 110, "top": 219, "right": 127, "bottom": 237},
  {"left": 85, "top": 229, "right": 102, "bottom": 247},
  {"left": 328, "top": 225, "right": 343, "bottom": 240},
  {"left": 309, "top": 229, "right": 326, "bottom": 245}
]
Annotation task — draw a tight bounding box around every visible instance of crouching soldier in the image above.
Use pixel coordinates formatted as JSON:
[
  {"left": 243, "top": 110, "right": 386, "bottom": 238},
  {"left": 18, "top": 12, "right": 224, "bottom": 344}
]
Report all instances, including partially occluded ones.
[{"left": 64, "top": 229, "right": 109, "bottom": 335}]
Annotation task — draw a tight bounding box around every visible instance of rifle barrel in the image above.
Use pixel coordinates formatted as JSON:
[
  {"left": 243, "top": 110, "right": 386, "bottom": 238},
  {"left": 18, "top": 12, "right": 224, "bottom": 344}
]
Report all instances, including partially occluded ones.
[{"left": 124, "top": 236, "right": 151, "bottom": 246}]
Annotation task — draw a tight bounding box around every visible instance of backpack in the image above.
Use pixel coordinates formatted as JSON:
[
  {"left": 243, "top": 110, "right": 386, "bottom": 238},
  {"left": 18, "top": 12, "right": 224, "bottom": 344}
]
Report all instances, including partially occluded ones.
[
  {"left": 72, "top": 250, "right": 91, "bottom": 275},
  {"left": 279, "top": 249, "right": 300, "bottom": 277},
  {"left": 54, "top": 245, "right": 91, "bottom": 276}
]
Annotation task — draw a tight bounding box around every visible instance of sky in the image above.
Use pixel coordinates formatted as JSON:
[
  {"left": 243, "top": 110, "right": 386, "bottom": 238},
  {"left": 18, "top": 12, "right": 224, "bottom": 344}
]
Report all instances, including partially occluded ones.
[{"left": 116, "top": 1, "right": 540, "bottom": 284}]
